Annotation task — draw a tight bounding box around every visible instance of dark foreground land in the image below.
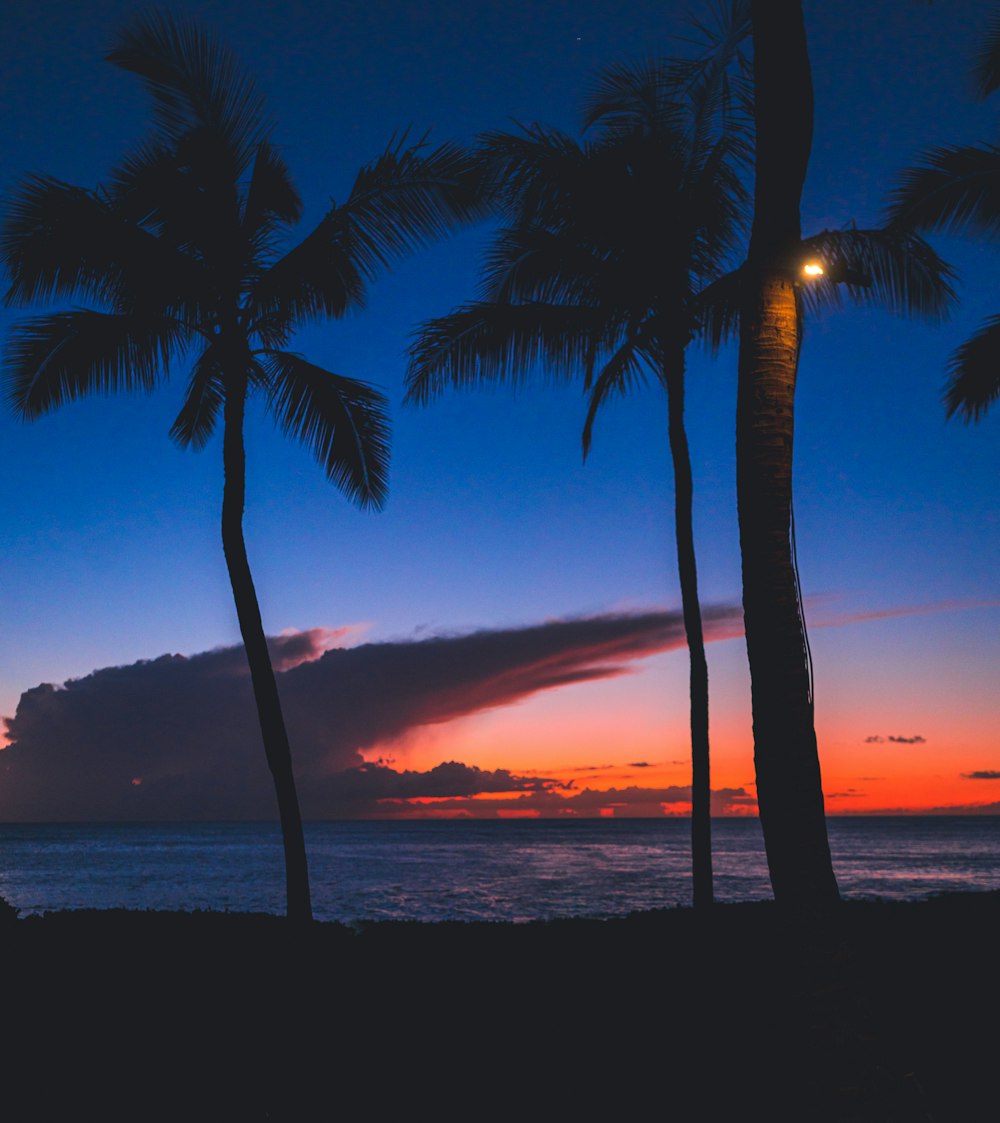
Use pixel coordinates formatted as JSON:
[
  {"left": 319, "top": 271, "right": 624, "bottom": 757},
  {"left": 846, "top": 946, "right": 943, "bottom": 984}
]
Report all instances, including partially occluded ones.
[{"left": 2, "top": 892, "right": 997, "bottom": 1121}]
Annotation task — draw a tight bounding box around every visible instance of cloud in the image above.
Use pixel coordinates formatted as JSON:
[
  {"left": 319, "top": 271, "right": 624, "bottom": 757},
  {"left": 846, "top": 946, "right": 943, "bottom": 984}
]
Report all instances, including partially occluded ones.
[
  {"left": 356, "top": 781, "right": 756, "bottom": 819},
  {"left": 307, "top": 761, "right": 567, "bottom": 816},
  {"left": 0, "top": 606, "right": 743, "bottom": 821},
  {"left": 963, "top": 771, "right": 1000, "bottom": 781},
  {"left": 272, "top": 625, "right": 366, "bottom": 668},
  {"left": 812, "top": 597, "right": 1000, "bottom": 630},
  {"left": 628, "top": 761, "right": 652, "bottom": 768},
  {"left": 864, "top": 734, "right": 926, "bottom": 745},
  {"left": 926, "top": 801, "right": 1000, "bottom": 815}
]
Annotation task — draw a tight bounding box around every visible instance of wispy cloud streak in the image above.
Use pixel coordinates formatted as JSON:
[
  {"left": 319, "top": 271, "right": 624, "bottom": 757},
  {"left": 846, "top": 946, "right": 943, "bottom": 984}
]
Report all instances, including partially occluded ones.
[{"left": 810, "top": 596, "right": 1000, "bottom": 630}]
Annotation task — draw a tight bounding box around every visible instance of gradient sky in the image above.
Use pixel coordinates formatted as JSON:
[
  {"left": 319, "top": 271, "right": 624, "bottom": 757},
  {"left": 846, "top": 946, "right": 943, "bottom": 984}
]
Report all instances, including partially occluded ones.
[{"left": 0, "top": 0, "right": 997, "bottom": 820}]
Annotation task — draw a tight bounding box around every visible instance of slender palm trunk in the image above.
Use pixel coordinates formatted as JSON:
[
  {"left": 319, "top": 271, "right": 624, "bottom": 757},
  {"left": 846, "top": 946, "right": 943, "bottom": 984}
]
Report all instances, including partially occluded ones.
[
  {"left": 663, "top": 349, "right": 713, "bottom": 909},
  {"left": 222, "top": 374, "right": 313, "bottom": 923},
  {"left": 738, "top": 0, "right": 838, "bottom": 908}
]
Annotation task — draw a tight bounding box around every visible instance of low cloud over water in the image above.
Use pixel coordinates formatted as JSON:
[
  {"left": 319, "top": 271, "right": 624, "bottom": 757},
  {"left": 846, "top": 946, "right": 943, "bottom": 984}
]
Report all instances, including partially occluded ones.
[{"left": 0, "top": 607, "right": 743, "bottom": 820}]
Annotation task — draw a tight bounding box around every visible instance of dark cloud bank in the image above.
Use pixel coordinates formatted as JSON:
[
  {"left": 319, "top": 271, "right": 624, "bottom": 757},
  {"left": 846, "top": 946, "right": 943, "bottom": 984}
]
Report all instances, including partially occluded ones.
[{"left": 0, "top": 607, "right": 747, "bottom": 821}]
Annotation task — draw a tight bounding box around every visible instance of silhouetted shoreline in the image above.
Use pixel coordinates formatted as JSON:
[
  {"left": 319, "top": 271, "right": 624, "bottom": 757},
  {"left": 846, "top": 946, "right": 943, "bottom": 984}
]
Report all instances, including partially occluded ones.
[{"left": 4, "top": 890, "right": 996, "bottom": 1120}]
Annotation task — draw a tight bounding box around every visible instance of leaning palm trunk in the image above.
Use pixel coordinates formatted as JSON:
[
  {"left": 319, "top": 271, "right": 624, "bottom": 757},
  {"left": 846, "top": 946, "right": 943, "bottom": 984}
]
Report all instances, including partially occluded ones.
[
  {"left": 222, "top": 373, "right": 312, "bottom": 922},
  {"left": 663, "top": 348, "right": 713, "bottom": 908},
  {"left": 737, "top": 275, "right": 837, "bottom": 906},
  {"left": 738, "top": 0, "right": 839, "bottom": 907}
]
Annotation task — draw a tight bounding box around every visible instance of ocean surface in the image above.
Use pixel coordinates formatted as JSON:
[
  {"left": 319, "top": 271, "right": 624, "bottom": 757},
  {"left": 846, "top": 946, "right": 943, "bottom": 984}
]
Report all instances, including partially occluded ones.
[{"left": 0, "top": 816, "right": 997, "bottom": 923}]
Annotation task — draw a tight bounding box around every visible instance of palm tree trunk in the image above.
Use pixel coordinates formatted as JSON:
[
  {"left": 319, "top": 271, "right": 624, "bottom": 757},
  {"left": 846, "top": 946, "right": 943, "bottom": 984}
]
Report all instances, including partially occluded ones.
[
  {"left": 737, "top": 275, "right": 838, "bottom": 907},
  {"left": 222, "top": 374, "right": 313, "bottom": 923},
  {"left": 737, "top": 0, "right": 839, "bottom": 908},
  {"left": 663, "top": 350, "right": 713, "bottom": 909}
]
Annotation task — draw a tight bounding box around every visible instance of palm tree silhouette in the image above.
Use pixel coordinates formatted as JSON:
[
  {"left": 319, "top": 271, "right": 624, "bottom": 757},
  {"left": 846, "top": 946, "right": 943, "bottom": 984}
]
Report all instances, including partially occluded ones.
[
  {"left": 888, "top": 11, "right": 1000, "bottom": 421},
  {"left": 409, "top": 31, "right": 953, "bottom": 909},
  {"left": 736, "top": 0, "right": 955, "bottom": 906},
  {"left": 407, "top": 59, "right": 751, "bottom": 908},
  {"left": 1, "top": 13, "right": 482, "bottom": 921}
]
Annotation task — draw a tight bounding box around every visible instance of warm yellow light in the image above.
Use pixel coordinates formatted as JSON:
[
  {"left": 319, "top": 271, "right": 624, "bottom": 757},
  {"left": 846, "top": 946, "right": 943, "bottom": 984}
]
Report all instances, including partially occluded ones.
[{"left": 802, "top": 261, "right": 825, "bottom": 278}]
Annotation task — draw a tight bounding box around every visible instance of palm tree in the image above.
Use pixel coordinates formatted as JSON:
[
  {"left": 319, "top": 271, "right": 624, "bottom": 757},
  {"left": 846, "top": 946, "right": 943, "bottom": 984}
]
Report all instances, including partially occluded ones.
[
  {"left": 888, "top": 8, "right": 1000, "bottom": 421},
  {"left": 731, "top": 0, "right": 840, "bottom": 908},
  {"left": 735, "top": 0, "right": 955, "bottom": 907},
  {"left": 406, "top": 45, "right": 952, "bottom": 911},
  {"left": 1, "top": 12, "right": 482, "bottom": 921},
  {"left": 407, "top": 60, "right": 752, "bottom": 909}
]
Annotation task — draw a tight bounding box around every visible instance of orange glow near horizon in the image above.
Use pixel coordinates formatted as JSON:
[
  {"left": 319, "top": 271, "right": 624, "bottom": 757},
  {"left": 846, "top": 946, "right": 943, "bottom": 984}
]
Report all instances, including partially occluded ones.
[
  {"left": 355, "top": 687, "right": 998, "bottom": 818},
  {"left": 351, "top": 609, "right": 999, "bottom": 819}
]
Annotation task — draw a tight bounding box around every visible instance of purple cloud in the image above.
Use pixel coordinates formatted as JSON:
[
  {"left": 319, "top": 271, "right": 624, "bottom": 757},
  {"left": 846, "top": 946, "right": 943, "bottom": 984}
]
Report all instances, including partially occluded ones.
[{"left": 0, "top": 606, "right": 743, "bottom": 820}]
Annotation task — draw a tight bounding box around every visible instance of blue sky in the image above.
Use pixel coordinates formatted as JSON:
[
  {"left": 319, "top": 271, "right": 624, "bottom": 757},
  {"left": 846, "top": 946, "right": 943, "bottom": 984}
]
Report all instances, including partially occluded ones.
[{"left": 0, "top": 0, "right": 996, "bottom": 817}]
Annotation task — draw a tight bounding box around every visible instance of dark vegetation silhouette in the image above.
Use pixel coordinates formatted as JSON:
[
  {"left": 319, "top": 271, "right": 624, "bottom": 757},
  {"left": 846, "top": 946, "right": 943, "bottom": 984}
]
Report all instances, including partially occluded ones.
[
  {"left": 5, "top": 894, "right": 1000, "bottom": 1120},
  {"left": 735, "top": 0, "right": 841, "bottom": 908},
  {"left": 408, "top": 5, "right": 953, "bottom": 910},
  {"left": 889, "top": 7, "right": 1000, "bottom": 421},
  {"left": 0, "top": 12, "right": 483, "bottom": 921},
  {"left": 405, "top": 55, "right": 754, "bottom": 908},
  {"left": 732, "top": 0, "right": 955, "bottom": 907}
]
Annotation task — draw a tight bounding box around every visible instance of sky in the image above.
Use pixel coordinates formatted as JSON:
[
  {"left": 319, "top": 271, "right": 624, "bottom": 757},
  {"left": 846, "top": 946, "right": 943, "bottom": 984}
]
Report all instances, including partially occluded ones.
[{"left": 0, "top": 0, "right": 996, "bottom": 821}]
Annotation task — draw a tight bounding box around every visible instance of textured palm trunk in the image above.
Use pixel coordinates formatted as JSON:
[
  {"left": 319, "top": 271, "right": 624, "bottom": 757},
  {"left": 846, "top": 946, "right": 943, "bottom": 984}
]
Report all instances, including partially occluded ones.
[
  {"left": 222, "top": 374, "right": 313, "bottom": 923},
  {"left": 663, "top": 349, "right": 713, "bottom": 909},
  {"left": 738, "top": 0, "right": 839, "bottom": 907},
  {"left": 737, "top": 276, "right": 838, "bottom": 906}
]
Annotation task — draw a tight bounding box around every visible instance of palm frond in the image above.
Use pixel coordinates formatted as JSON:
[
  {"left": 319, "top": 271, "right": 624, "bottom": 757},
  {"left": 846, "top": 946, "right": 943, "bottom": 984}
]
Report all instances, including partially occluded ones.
[
  {"left": 944, "top": 315, "right": 1000, "bottom": 422},
  {"left": 799, "top": 227, "right": 957, "bottom": 321},
  {"left": 108, "top": 138, "right": 185, "bottom": 229},
  {"left": 447, "top": 65, "right": 751, "bottom": 396},
  {"left": 685, "top": 132, "right": 751, "bottom": 280},
  {"left": 251, "top": 136, "right": 485, "bottom": 336},
  {"left": 341, "top": 134, "right": 488, "bottom": 278},
  {"left": 1, "top": 172, "right": 211, "bottom": 316},
  {"left": 106, "top": 10, "right": 266, "bottom": 173},
  {"left": 243, "top": 140, "right": 303, "bottom": 250},
  {"left": 570, "top": 131, "right": 692, "bottom": 250},
  {"left": 169, "top": 345, "right": 225, "bottom": 448},
  {"left": 262, "top": 351, "right": 390, "bottom": 509},
  {"left": 4, "top": 311, "right": 183, "bottom": 419},
  {"left": 673, "top": 0, "right": 753, "bottom": 143},
  {"left": 974, "top": 10, "right": 1000, "bottom": 98},
  {"left": 483, "top": 98, "right": 745, "bottom": 309},
  {"left": 581, "top": 334, "right": 650, "bottom": 458},
  {"left": 405, "top": 302, "right": 614, "bottom": 405},
  {"left": 479, "top": 125, "right": 588, "bottom": 223},
  {"left": 480, "top": 226, "right": 610, "bottom": 307},
  {"left": 583, "top": 3, "right": 753, "bottom": 153},
  {"left": 582, "top": 57, "right": 685, "bottom": 137},
  {"left": 246, "top": 208, "right": 367, "bottom": 341},
  {"left": 690, "top": 266, "right": 743, "bottom": 352},
  {"left": 887, "top": 144, "right": 1000, "bottom": 238},
  {"left": 109, "top": 128, "right": 247, "bottom": 276},
  {"left": 1, "top": 176, "right": 122, "bottom": 307}
]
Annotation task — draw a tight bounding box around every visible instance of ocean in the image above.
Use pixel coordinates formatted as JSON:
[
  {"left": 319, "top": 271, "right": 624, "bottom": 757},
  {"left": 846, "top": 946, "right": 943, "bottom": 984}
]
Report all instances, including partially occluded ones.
[{"left": 0, "top": 816, "right": 996, "bottom": 922}]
